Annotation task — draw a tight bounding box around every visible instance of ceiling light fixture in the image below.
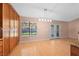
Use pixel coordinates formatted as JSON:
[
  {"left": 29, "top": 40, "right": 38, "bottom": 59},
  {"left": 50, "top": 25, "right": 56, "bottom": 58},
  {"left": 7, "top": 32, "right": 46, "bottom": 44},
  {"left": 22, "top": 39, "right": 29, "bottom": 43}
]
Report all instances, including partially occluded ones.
[
  {"left": 38, "top": 18, "right": 52, "bottom": 22},
  {"left": 38, "top": 8, "right": 52, "bottom": 22}
]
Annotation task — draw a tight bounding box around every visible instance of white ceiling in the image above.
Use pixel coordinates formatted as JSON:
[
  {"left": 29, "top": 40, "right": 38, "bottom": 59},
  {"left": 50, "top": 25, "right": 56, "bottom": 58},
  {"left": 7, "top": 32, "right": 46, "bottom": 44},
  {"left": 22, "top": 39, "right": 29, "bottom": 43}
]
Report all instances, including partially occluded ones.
[{"left": 11, "top": 3, "right": 79, "bottom": 21}]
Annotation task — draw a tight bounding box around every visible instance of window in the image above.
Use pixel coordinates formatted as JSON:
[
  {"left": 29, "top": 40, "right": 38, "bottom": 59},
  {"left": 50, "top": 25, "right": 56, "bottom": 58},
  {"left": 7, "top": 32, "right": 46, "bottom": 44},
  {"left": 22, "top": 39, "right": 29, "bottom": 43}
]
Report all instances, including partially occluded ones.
[
  {"left": 22, "top": 22, "right": 37, "bottom": 36},
  {"left": 30, "top": 23, "right": 37, "bottom": 35},
  {"left": 51, "top": 24, "right": 60, "bottom": 38}
]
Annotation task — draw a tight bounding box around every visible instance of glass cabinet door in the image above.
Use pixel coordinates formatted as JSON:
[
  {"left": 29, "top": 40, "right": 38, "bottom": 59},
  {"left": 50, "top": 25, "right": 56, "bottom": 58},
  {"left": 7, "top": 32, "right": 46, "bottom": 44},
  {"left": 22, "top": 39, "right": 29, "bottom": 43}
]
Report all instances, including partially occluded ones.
[
  {"left": 10, "top": 20, "right": 15, "bottom": 37},
  {"left": 3, "top": 19, "right": 10, "bottom": 38},
  {"left": 15, "top": 20, "right": 18, "bottom": 37}
]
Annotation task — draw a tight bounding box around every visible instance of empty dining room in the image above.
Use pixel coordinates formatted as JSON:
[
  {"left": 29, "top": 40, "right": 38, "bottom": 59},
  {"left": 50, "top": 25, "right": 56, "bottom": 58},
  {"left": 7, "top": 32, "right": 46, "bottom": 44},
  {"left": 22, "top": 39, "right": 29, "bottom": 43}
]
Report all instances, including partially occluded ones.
[{"left": 0, "top": 3, "right": 79, "bottom": 56}]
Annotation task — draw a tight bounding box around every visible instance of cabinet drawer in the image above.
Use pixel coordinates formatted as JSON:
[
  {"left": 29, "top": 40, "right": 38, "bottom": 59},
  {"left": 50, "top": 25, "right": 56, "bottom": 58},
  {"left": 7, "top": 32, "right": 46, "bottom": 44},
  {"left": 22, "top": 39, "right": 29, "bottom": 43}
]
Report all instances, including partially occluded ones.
[
  {"left": 0, "top": 52, "right": 3, "bottom": 56},
  {"left": 0, "top": 46, "right": 3, "bottom": 56},
  {"left": 0, "top": 47, "right": 3, "bottom": 52},
  {"left": 0, "top": 41, "right": 3, "bottom": 46}
]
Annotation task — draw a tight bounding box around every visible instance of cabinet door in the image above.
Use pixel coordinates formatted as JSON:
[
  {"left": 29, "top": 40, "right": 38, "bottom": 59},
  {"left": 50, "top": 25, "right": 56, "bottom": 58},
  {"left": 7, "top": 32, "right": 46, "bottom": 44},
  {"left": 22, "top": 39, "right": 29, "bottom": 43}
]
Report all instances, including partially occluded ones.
[
  {"left": 17, "top": 15, "right": 19, "bottom": 42},
  {"left": 3, "top": 3, "right": 10, "bottom": 56},
  {"left": 15, "top": 15, "right": 19, "bottom": 44},
  {"left": 0, "top": 4, "right": 2, "bottom": 39},
  {"left": 13, "top": 12, "right": 17, "bottom": 47},
  {"left": 9, "top": 5, "right": 19, "bottom": 51},
  {"left": 9, "top": 5, "right": 15, "bottom": 51},
  {"left": 71, "top": 45, "right": 79, "bottom": 56}
]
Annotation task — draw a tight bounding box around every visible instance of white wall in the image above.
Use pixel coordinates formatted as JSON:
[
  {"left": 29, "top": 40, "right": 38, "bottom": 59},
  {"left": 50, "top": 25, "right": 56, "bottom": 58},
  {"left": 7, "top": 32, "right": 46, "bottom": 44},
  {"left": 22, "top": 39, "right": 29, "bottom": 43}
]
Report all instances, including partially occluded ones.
[
  {"left": 20, "top": 17, "right": 68, "bottom": 42},
  {"left": 20, "top": 17, "right": 51, "bottom": 42}
]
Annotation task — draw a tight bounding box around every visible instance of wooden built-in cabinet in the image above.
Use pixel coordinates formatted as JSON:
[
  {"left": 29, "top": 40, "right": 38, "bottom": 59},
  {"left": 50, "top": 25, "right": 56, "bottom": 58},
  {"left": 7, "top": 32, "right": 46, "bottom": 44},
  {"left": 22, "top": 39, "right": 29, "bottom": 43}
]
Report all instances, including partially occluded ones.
[
  {"left": 0, "top": 3, "right": 3, "bottom": 56},
  {"left": 0, "top": 3, "right": 20, "bottom": 56},
  {"left": 71, "top": 45, "right": 79, "bottom": 56}
]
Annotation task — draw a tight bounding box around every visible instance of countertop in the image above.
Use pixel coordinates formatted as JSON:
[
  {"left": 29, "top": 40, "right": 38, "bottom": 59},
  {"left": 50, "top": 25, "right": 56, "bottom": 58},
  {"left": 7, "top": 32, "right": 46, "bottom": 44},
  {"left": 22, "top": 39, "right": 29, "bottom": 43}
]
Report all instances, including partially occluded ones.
[
  {"left": 51, "top": 38, "right": 79, "bottom": 47},
  {"left": 63, "top": 39, "right": 79, "bottom": 47}
]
